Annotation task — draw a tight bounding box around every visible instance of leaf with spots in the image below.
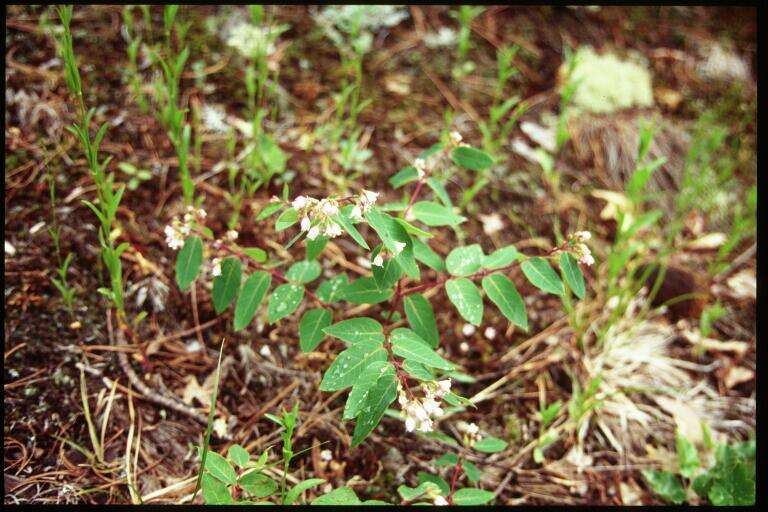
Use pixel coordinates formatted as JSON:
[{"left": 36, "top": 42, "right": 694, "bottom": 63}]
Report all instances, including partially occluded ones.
[
  {"left": 319, "top": 341, "right": 387, "bottom": 392},
  {"left": 445, "top": 278, "right": 484, "bottom": 326},
  {"left": 267, "top": 283, "right": 304, "bottom": 323}
]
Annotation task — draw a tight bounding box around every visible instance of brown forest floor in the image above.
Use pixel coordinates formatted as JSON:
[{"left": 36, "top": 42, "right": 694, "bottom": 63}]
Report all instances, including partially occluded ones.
[{"left": 4, "top": 5, "right": 757, "bottom": 505}]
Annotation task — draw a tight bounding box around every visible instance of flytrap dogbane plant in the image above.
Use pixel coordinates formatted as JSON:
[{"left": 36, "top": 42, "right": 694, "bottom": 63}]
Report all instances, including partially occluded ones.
[
  {"left": 398, "top": 420, "right": 508, "bottom": 505},
  {"left": 199, "top": 404, "right": 335, "bottom": 505},
  {"left": 168, "top": 132, "right": 593, "bottom": 450}
]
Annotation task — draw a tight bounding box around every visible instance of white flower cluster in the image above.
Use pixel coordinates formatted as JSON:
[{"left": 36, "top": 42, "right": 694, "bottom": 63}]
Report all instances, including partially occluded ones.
[
  {"left": 349, "top": 189, "right": 379, "bottom": 222},
  {"left": 568, "top": 231, "right": 594, "bottom": 266},
  {"left": 433, "top": 495, "right": 449, "bottom": 506},
  {"left": 424, "top": 27, "right": 458, "bottom": 49},
  {"left": 413, "top": 157, "right": 428, "bottom": 179},
  {"left": 422, "top": 483, "right": 447, "bottom": 506},
  {"left": 225, "top": 22, "right": 280, "bottom": 60},
  {"left": 164, "top": 206, "right": 206, "bottom": 250},
  {"left": 457, "top": 420, "right": 483, "bottom": 447},
  {"left": 372, "top": 240, "right": 405, "bottom": 268},
  {"left": 201, "top": 105, "right": 229, "bottom": 133},
  {"left": 449, "top": 130, "right": 464, "bottom": 147},
  {"left": 210, "top": 257, "right": 222, "bottom": 277},
  {"left": 317, "top": 5, "right": 408, "bottom": 35},
  {"left": 478, "top": 213, "right": 504, "bottom": 236},
  {"left": 398, "top": 379, "right": 451, "bottom": 433},
  {"left": 292, "top": 196, "right": 341, "bottom": 240},
  {"left": 292, "top": 190, "right": 378, "bottom": 241},
  {"left": 413, "top": 131, "right": 464, "bottom": 179}
]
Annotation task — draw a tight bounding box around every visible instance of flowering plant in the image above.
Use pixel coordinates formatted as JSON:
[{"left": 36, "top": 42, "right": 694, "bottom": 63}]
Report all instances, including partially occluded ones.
[{"left": 168, "top": 133, "right": 592, "bottom": 451}]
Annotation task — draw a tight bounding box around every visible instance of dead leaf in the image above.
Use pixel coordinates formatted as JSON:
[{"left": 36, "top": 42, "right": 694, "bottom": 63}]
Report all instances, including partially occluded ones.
[
  {"left": 682, "top": 329, "right": 749, "bottom": 357},
  {"left": 564, "top": 445, "right": 593, "bottom": 473},
  {"left": 213, "top": 417, "right": 228, "bottom": 438},
  {"left": 700, "top": 338, "right": 749, "bottom": 357},
  {"left": 655, "top": 396, "right": 703, "bottom": 444},
  {"left": 726, "top": 270, "right": 756, "bottom": 300},
  {"left": 687, "top": 232, "right": 727, "bottom": 250},
  {"left": 654, "top": 87, "right": 683, "bottom": 110},
  {"left": 384, "top": 73, "right": 412, "bottom": 96},
  {"left": 685, "top": 210, "right": 704, "bottom": 236},
  {"left": 724, "top": 366, "right": 754, "bottom": 389},
  {"left": 592, "top": 189, "right": 631, "bottom": 221},
  {"left": 620, "top": 481, "right": 643, "bottom": 505},
  {"left": 180, "top": 375, "right": 210, "bottom": 408}
]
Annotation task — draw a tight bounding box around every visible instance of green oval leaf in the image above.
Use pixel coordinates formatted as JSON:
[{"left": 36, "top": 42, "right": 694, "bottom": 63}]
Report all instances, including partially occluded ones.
[
  {"left": 642, "top": 470, "right": 686, "bottom": 504},
  {"left": 453, "top": 488, "right": 495, "bottom": 505},
  {"left": 323, "top": 317, "right": 385, "bottom": 345},
  {"left": 311, "top": 487, "right": 361, "bottom": 505},
  {"left": 559, "top": 252, "right": 586, "bottom": 299},
  {"left": 473, "top": 436, "right": 508, "bottom": 453},
  {"left": 286, "top": 260, "right": 322, "bottom": 284},
  {"left": 372, "top": 257, "right": 403, "bottom": 290},
  {"left": 233, "top": 271, "right": 271, "bottom": 331},
  {"left": 204, "top": 450, "right": 237, "bottom": 486},
  {"left": 446, "top": 244, "right": 484, "bottom": 277},
  {"left": 483, "top": 246, "right": 520, "bottom": 270},
  {"left": 255, "top": 202, "right": 283, "bottom": 221},
  {"left": 344, "top": 361, "right": 393, "bottom": 420},
  {"left": 332, "top": 212, "right": 370, "bottom": 250},
  {"left": 521, "top": 257, "right": 564, "bottom": 295},
  {"left": 391, "top": 328, "right": 454, "bottom": 370},
  {"left": 227, "top": 444, "right": 249, "bottom": 468},
  {"left": 275, "top": 207, "right": 298, "bottom": 231},
  {"left": 389, "top": 166, "right": 418, "bottom": 188},
  {"left": 451, "top": 146, "right": 494, "bottom": 171},
  {"left": 267, "top": 283, "right": 304, "bottom": 323},
  {"left": 316, "top": 273, "right": 348, "bottom": 303},
  {"left": 339, "top": 277, "right": 393, "bottom": 305},
  {"left": 175, "top": 236, "right": 203, "bottom": 291},
  {"left": 401, "top": 359, "right": 435, "bottom": 381},
  {"left": 364, "top": 208, "right": 419, "bottom": 279},
  {"left": 212, "top": 257, "right": 242, "bottom": 313},
  {"left": 240, "top": 471, "right": 277, "bottom": 498},
  {"left": 305, "top": 236, "right": 328, "bottom": 260},
  {"left": 299, "top": 308, "right": 332, "bottom": 352},
  {"left": 319, "top": 341, "right": 387, "bottom": 392},
  {"left": 284, "top": 478, "right": 326, "bottom": 505},
  {"left": 482, "top": 273, "right": 527, "bottom": 330},
  {"left": 351, "top": 368, "right": 398, "bottom": 447},
  {"left": 412, "top": 201, "right": 466, "bottom": 227},
  {"left": 676, "top": 431, "right": 700, "bottom": 479},
  {"left": 403, "top": 293, "right": 439, "bottom": 348},
  {"left": 201, "top": 473, "right": 233, "bottom": 504},
  {"left": 413, "top": 239, "right": 445, "bottom": 272},
  {"left": 394, "top": 217, "right": 432, "bottom": 239},
  {"left": 445, "top": 278, "right": 484, "bottom": 326},
  {"left": 243, "top": 247, "right": 267, "bottom": 263}
]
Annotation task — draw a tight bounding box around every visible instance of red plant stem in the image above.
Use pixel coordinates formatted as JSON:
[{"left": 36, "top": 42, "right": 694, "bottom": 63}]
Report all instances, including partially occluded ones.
[
  {"left": 447, "top": 453, "right": 464, "bottom": 504},
  {"left": 400, "top": 260, "right": 522, "bottom": 297},
  {"left": 403, "top": 177, "right": 425, "bottom": 219}
]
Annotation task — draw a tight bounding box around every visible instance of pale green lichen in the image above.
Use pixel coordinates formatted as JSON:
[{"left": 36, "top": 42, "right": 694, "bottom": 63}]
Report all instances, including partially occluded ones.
[{"left": 565, "top": 46, "right": 654, "bottom": 115}]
